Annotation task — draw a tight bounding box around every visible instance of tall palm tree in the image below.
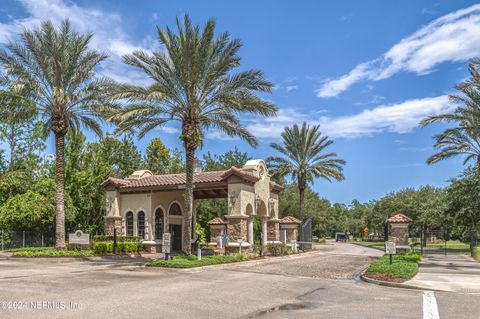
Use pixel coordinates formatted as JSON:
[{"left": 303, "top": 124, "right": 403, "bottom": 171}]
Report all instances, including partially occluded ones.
[
  {"left": 0, "top": 20, "right": 113, "bottom": 249},
  {"left": 421, "top": 59, "right": 480, "bottom": 256},
  {"left": 268, "top": 122, "right": 346, "bottom": 221},
  {"left": 108, "top": 15, "right": 277, "bottom": 254},
  {"left": 421, "top": 59, "right": 480, "bottom": 173}
]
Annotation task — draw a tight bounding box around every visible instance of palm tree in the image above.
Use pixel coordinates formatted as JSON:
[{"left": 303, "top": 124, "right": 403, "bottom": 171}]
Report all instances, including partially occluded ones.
[
  {"left": 268, "top": 122, "right": 346, "bottom": 221},
  {"left": 421, "top": 59, "right": 480, "bottom": 256},
  {"left": 108, "top": 15, "right": 276, "bottom": 254},
  {"left": 0, "top": 20, "right": 113, "bottom": 249},
  {"left": 421, "top": 60, "right": 480, "bottom": 173}
]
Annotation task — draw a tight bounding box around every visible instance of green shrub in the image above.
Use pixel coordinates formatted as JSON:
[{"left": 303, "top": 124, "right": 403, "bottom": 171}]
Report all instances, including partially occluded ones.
[
  {"left": 93, "top": 241, "right": 142, "bottom": 254},
  {"left": 145, "top": 254, "right": 244, "bottom": 268},
  {"left": 266, "top": 243, "right": 290, "bottom": 256},
  {"left": 12, "top": 248, "right": 94, "bottom": 257},
  {"left": 93, "top": 235, "right": 143, "bottom": 243}
]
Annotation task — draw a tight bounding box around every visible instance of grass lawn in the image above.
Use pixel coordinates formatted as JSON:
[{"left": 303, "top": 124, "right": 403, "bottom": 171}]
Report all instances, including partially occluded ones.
[
  {"left": 9, "top": 247, "right": 94, "bottom": 257},
  {"left": 145, "top": 254, "right": 245, "bottom": 268},
  {"left": 365, "top": 252, "right": 422, "bottom": 282}
]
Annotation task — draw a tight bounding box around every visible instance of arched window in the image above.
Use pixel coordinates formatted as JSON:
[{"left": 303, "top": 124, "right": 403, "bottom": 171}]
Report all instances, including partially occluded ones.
[
  {"left": 169, "top": 202, "right": 182, "bottom": 216},
  {"left": 154, "top": 208, "right": 164, "bottom": 240},
  {"left": 126, "top": 211, "right": 134, "bottom": 236},
  {"left": 138, "top": 211, "right": 145, "bottom": 239}
]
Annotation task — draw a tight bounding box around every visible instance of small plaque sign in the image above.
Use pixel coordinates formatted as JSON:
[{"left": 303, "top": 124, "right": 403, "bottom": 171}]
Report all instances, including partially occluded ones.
[
  {"left": 68, "top": 230, "right": 90, "bottom": 245},
  {"left": 385, "top": 241, "right": 396, "bottom": 254},
  {"left": 162, "top": 232, "right": 171, "bottom": 254}
]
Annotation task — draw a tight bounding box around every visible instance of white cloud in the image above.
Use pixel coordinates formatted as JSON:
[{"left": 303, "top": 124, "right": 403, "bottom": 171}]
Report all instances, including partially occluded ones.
[
  {"left": 317, "top": 4, "right": 480, "bottom": 97},
  {"left": 286, "top": 85, "right": 298, "bottom": 92},
  {"left": 206, "top": 95, "right": 452, "bottom": 141},
  {"left": 0, "top": 0, "right": 158, "bottom": 85}
]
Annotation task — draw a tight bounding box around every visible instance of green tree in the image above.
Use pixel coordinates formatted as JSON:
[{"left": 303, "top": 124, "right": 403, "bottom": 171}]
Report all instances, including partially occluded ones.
[
  {"left": 109, "top": 16, "right": 276, "bottom": 253},
  {"left": 0, "top": 20, "right": 113, "bottom": 248},
  {"left": 268, "top": 122, "right": 346, "bottom": 220},
  {"left": 144, "top": 138, "right": 171, "bottom": 174},
  {"left": 0, "top": 80, "right": 41, "bottom": 171},
  {"left": 447, "top": 168, "right": 480, "bottom": 255},
  {"left": 202, "top": 147, "right": 250, "bottom": 171}
]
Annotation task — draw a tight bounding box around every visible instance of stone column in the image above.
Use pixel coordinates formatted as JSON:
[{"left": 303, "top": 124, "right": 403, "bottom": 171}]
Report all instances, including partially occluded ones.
[
  {"left": 261, "top": 217, "right": 268, "bottom": 246},
  {"left": 247, "top": 217, "right": 254, "bottom": 245},
  {"left": 387, "top": 214, "right": 412, "bottom": 252},
  {"left": 267, "top": 219, "right": 280, "bottom": 242},
  {"left": 104, "top": 216, "right": 122, "bottom": 236},
  {"left": 225, "top": 216, "right": 248, "bottom": 242}
]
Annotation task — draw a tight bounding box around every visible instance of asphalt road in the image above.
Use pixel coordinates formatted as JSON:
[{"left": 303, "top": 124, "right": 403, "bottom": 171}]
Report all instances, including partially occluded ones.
[{"left": 0, "top": 242, "right": 478, "bottom": 319}]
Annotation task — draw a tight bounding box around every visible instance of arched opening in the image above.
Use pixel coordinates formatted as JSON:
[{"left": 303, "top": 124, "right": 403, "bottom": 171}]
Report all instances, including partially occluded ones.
[
  {"left": 168, "top": 202, "right": 182, "bottom": 251},
  {"left": 126, "top": 211, "right": 134, "bottom": 236},
  {"left": 137, "top": 211, "right": 145, "bottom": 239},
  {"left": 254, "top": 200, "right": 268, "bottom": 243},
  {"left": 154, "top": 208, "right": 164, "bottom": 240},
  {"left": 169, "top": 202, "right": 182, "bottom": 216}
]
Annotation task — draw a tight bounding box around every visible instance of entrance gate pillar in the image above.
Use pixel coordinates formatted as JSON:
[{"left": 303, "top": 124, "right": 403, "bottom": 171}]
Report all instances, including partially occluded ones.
[
  {"left": 261, "top": 217, "right": 268, "bottom": 246},
  {"left": 247, "top": 217, "right": 254, "bottom": 245}
]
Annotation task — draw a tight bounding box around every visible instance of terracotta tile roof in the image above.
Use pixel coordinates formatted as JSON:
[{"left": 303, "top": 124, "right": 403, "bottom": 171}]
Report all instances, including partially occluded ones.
[
  {"left": 279, "top": 216, "right": 302, "bottom": 224},
  {"left": 270, "top": 181, "right": 284, "bottom": 192},
  {"left": 388, "top": 213, "right": 412, "bottom": 223},
  {"left": 102, "top": 167, "right": 260, "bottom": 191},
  {"left": 207, "top": 218, "right": 227, "bottom": 225}
]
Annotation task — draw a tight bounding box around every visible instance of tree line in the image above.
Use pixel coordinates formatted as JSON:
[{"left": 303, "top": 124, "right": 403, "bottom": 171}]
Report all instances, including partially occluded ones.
[{"left": 1, "top": 15, "right": 479, "bottom": 255}]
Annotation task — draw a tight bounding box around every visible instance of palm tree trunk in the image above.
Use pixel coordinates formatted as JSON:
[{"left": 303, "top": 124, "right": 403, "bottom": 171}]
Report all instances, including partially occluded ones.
[
  {"left": 183, "top": 146, "right": 195, "bottom": 254},
  {"left": 8, "top": 126, "right": 14, "bottom": 171},
  {"left": 299, "top": 188, "right": 305, "bottom": 221},
  {"left": 55, "top": 132, "right": 66, "bottom": 249}
]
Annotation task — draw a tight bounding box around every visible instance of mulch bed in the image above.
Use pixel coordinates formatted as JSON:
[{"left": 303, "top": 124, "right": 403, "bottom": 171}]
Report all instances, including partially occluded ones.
[{"left": 364, "top": 272, "right": 407, "bottom": 283}]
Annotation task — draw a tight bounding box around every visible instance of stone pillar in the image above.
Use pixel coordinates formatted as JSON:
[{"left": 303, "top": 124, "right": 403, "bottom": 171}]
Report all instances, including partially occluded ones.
[
  {"left": 104, "top": 216, "right": 122, "bottom": 236},
  {"left": 207, "top": 218, "right": 227, "bottom": 244},
  {"left": 247, "top": 217, "right": 254, "bottom": 244},
  {"left": 261, "top": 217, "right": 268, "bottom": 246},
  {"left": 387, "top": 214, "right": 412, "bottom": 250},
  {"left": 226, "top": 216, "right": 248, "bottom": 242},
  {"left": 267, "top": 219, "right": 280, "bottom": 242}
]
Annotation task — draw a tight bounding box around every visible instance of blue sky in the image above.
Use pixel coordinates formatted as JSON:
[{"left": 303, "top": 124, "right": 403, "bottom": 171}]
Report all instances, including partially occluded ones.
[{"left": 1, "top": 0, "right": 479, "bottom": 204}]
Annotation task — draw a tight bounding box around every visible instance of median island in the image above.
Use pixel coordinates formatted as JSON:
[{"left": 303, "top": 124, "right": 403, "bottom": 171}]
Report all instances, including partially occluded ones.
[{"left": 364, "top": 252, "right": 422, "bottom": 282}]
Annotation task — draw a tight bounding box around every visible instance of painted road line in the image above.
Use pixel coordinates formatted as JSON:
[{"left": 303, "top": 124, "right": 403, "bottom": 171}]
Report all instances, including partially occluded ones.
[{"left": 423, "top": 291, "right": 440, "bottom": 319}]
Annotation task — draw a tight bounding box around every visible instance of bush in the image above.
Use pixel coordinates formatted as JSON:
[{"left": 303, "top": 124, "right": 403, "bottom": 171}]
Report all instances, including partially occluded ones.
[
  {"left": 93, "top": 235, "right": 143, "bottom": 243},
  {"left": 266, "top": 243, "right": 290, "bottom": 256},
  {"left": 145, "top": 254, "right": 244, "bottom": 268},
  {"left": 366, "top": 252, "right": 421, "bottom": 279},
  {"left": 93, "top": 241, "right": 142, "bottom": 254},
  {"left": 11, "top": 248, "right": 94, "bottom": 257}
]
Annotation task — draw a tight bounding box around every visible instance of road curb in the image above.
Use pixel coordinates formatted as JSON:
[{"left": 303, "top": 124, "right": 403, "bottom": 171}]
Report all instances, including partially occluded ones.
[{"left": 360, "top": 272, "right": 449, "bottom": 293}]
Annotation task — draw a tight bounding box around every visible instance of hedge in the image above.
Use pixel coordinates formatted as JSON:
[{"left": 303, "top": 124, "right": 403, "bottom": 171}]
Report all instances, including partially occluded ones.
[
  {"left": 93, "top": 235, "right": 143, "bottom": 243},
  {"left": 93, "top": 241, "right": 143, "bottom": 254}
]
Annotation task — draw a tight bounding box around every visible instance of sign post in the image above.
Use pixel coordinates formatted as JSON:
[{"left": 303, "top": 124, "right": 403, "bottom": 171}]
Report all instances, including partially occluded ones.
[
  {"left": 237, "top": 239, "right": 244, "bottom": 255},
  {"left": 68, "top": 230, "right": 90, "bottom": 247},
  {"left": 385, "top": 241, "right": 396, "bottom": 265},
  {"left": 162, "top": 232, "right": 171, "bottom": 260}
]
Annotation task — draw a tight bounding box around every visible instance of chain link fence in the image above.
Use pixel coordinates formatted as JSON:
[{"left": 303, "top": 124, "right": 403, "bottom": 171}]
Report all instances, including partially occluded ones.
[{"left": 0, "top": 229, "right": 55, "bottom": 251}]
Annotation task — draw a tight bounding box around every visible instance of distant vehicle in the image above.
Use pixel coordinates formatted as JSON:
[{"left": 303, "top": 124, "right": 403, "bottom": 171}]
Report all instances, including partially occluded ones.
[
  {"left": 335, "top": 232, "right": 348, "bottom": 242},
  {"left": 312, "top": 236, "right": 319, "bottom": 242}
]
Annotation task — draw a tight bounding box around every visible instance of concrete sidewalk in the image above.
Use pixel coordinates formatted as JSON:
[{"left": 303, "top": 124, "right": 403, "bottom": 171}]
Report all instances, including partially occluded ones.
[{"left": 405, "top": 252, "right": 480, "bottom": 293}]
